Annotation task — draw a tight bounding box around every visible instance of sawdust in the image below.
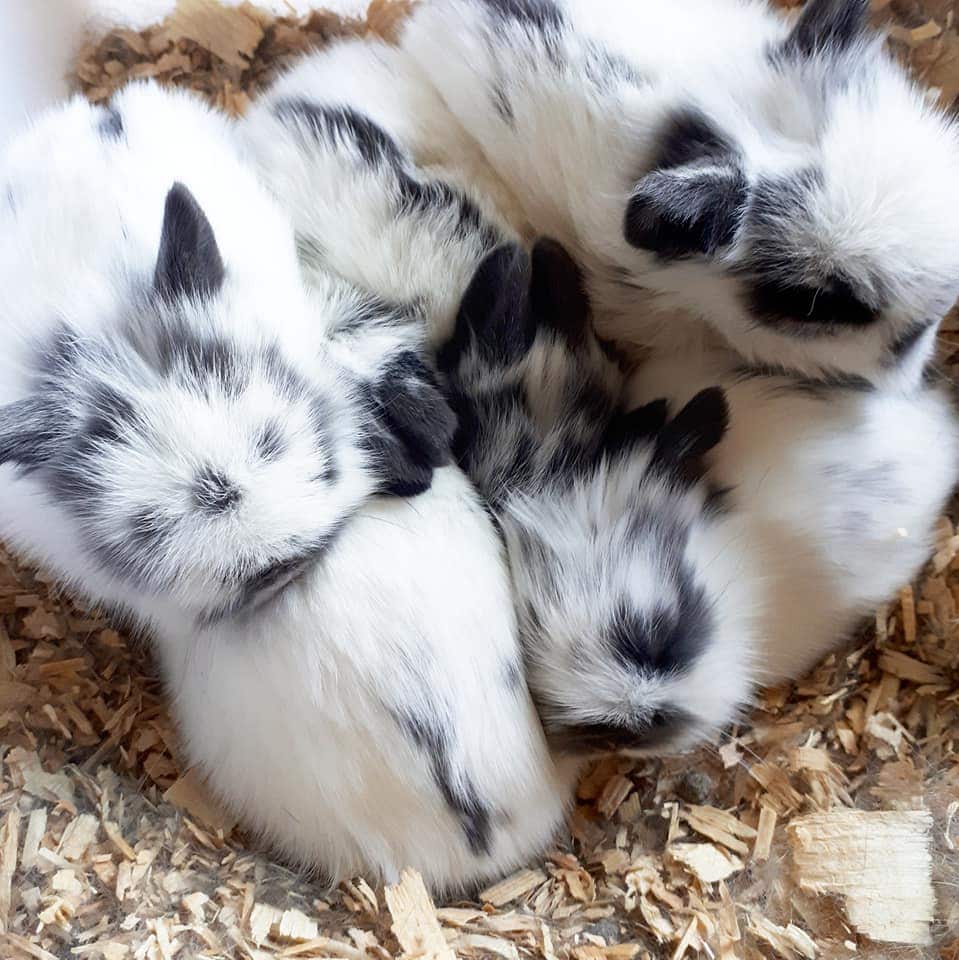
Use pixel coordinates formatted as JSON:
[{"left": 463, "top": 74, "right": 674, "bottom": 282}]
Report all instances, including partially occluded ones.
[{"left": 2, "top": 1, "right": 959, "bottom": 958}]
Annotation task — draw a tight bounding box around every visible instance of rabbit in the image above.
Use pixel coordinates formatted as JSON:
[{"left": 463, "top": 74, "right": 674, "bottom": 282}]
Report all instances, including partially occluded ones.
[
  {"left": 624, "top": 347, "right": 959, "bottom": 680},
  {"left": 401, "top": 0, "right": 959, "bottom": 389},
  {"left": 439, "top": 237, "right": 763, "bottom": 758},
  {"left": 238, "top": 34, "right": 529, "bottom": 353},
  {"left": 0, "top": 81, "right": 572, "bottom": 893}
]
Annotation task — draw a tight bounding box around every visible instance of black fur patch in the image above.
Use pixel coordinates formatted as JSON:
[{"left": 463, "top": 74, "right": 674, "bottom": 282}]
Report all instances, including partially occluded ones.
[
  {"left": 81, "top": 384, "right": 139, "bottom": 448},
  {"left": 273, "top": 100, "right": 404, "bottom": 169},
  {"left": 193, "top": 465, "right": 242, "bottom": 513},
  {"left": 886, "top": 321, "right": 932, "bottom": 366},
  {"left": 731, "top": 361, "right": 874, "bottom": 396},
  {"left": 625, "top": 166, "right": 747, "bottom": 259},
  {"left": 547, "top": 706, "right": 696, "bottom": 756},
  {"left": 396, "top": 710, "right": 493, "bottom": 856},
  {"left": 0, "top": 396, "right": 58, "bottom": 469},
  {"left": 396, "top": 175, "right": 499, "bottom": 248},
  {"left": 97, "top": 104, "right": 124, "bottom": 142},
  {"left": 152, "top": 321, "right": 247, "bottom": 394},
  {"left": 439, "top": 244, "right": 534, "bottom": 371},
  {"left": 529, "top": 237, "right": 592, "bottom": 347},
  {"left": 653, "top": 108, "right": 736, "bottom": 170},
  {"left": 608, "top": 569, "right": 712, "bottom": 676},
  {"left": 781, "top": 0, "right": 869, "bottom": 59},
  {"left": 479, "top": 0, "right": 565, "bottom": 34},
  {"left": 154, "top": 183, "right": 225, "bottom": 302},
  {"left": 255, "top": 419, "right": 287, "bottom": 462},
  {"left": 748, "top": 276, "right": 879, "bottom": 330},
  {"left": 650, "top": 387, "right": 729, "bottom": 484},
  {"left": 598, "top": 398, "right": 669, "bottom": 461}
]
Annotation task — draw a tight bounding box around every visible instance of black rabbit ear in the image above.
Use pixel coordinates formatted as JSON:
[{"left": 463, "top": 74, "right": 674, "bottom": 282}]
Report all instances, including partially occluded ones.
[
  {"left": 781, "top": 0, "right": 869, "bottom": 58},
  {"left": 154, "top": 182, "right": 225, "bottom": 303},
  {"left": 625, "top": 166, "right": 747, "bottom": 259},
  {"left": 653, "top": 387, "right": 729, "bottom": 473},
  {"left": 529, "top": 237, "right": 592, "bottom": 346},
  {"left": 441, "top": 243, "right": 533, "bottom": 370},
  {"left": 0, "top": 396, "right": 58, "bottom": 468},
  {"left": 598, "top": 398, "right": 669, "bottom": 461}
]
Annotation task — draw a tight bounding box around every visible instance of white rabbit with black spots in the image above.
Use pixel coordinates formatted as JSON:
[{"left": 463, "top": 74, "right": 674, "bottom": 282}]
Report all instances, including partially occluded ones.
[
  {"left": 0, "top": 83, "right": 570, "bottom": 894},
  {"left": 439, "top": 237, "right": 762, "bottom": 758},
  {"left": 625, "top": 350, "right": 959, "bottom": 680},
  {"left": 402, "top": 0, "right": 959, "bottom": 388}
]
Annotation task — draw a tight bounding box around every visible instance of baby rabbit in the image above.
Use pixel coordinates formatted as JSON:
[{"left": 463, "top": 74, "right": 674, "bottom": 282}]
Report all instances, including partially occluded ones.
[
  {"left": 440, "top": 237, "right": 761, "bottom": 757},
  {"left": 626, "top": 350, "right": 959, "bottom": 680},
  {"left": 0, "top": 83, "right": 571, "bottom": 893},
  {"left": 402, "top": 0, "right": 959, "bottom": 388}
]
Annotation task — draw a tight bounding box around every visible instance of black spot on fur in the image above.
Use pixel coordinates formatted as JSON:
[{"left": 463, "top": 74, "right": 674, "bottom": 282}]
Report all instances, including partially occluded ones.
[
  {"left": 273, "top": 100, "right": 404, "bottom": 168},
  {"left": 193, "top": 465, "right": 242, "bottom": 514},
  {"left": 97, "top": 104, "right": 124, "bottom": 142},
  {"left": 625, "top": 166, "right": 747, "bottom": 259},
  {"left": 255, "top": 419, "right": 287, "bottom": 462},
  {"left": 153, "top": 321, "right": 247, "bottom": 394},
  {"left": 886, "top": 321, "right": 932, "bottom": 366},
  {"left": 0, "top": 396, "right": 58, "bottom": 469},
  {"left": 396, "top": 175, "right": 499, "bottom": 248},
  {"left": 396, "top": 710, "right": 494, "bottom": 856},
  {"left": 653, "top": 108, "right": 736, "bottom": 170},
  {"left": 154, "top": 182, "right": 225, "bottom": 303},
  {"left": 440, "top": 244, "right": 534, "bottom": 371},
  {"left": 748, "top": 276, "right": 879, "bottom": 330},
  {"left": 529, "top": 237, "right": 592, "bottom": 347},
  {"left": 608, "top": 569, "right": 712, "bottom": 675},
  {"left": 780, "top": 0, "right": 869, "bottom": 59},
  {"left": 479, "top": 0, "right": 565, "bottom": 33},
  {"left": 357, "top": 352, "right": 456, "bottom": 500},
  {"left": 731, "top": 361, "right": 874, "bottom": 395},
  {"left": 81, "top": 384, "right": 139, "bottom": 447},
  {"left": 547, "top": 707, "right": 696, "bottom": 756}
]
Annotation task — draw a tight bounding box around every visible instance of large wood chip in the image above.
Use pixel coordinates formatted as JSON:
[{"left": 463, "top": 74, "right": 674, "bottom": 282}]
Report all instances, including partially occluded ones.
[
  {"left": 667, "top": 843, "right": 744, "bottom": 883},
  {"left": 0, "top": 807, "right": 20, "bottom": 932},
  {"left": 877, "top": 649, "right": 947, "bottom": 685},
  {"left": 384, "top": 869, "right": 456, "bottom": 960},
  {"left": 788, "top": 810, "right": 935, "bottom": 945},
  {"left": 163, "top": 768, "right": 237, "bottom": 833},
  {"left": 479, "top": 868, "right": 546, "bottom": 907}
]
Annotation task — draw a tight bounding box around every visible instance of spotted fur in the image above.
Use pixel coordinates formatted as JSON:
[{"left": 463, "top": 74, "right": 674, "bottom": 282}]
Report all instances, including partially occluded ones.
[{"left": 402, "top": 0, "right": 959, "bottom": 388}]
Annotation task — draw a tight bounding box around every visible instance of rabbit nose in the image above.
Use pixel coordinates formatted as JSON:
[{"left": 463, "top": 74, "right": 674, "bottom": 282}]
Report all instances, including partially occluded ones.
[{"left": 192, "top": 465, "right": 242, "bottom": 513}]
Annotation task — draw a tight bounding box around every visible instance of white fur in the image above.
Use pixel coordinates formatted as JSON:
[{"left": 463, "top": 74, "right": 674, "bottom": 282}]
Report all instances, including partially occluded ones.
[
  {"left": 0, "top": 82, "right": 571, "bottom": 892},
  {"left": 401, "top": 0, "right": 959, "bottom": 386},
  {"left": 626, "top": 349, "right": 959, "bottom": 680}
]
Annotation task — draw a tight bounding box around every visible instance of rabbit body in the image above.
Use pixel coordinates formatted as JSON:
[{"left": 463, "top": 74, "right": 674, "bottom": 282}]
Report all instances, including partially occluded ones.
[{"left": 401, "top": 0, "right": 959, "bottom": 388}]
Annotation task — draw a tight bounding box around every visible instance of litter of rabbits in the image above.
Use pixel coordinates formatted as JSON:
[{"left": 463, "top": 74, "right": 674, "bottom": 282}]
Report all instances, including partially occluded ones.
[{"left": 2, "top": 0, "right": 959, "bottom": 958}]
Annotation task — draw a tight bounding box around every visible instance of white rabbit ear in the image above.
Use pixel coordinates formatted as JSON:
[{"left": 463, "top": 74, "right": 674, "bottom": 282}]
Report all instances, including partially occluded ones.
[
  {"left": 153, "top": 182, "right": 225, "bottom": 302},
  {"left": 625, "top": 165, "right": 747, "bottom": 258},
  {"left": 0, "top": 396, "right": 57, "bottom": 468},
  {"left": 781, "top": 0, "right": 869, "bottom": 58}
]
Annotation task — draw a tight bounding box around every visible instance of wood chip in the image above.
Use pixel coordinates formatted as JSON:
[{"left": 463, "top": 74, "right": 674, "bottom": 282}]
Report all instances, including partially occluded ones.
[
  {"left": 479, "top": 868, "right": 546, "bottom": 906},
  {"left": 384, "top": 869, "right": 456, "bottom": 960},
  {"left": 163, "top": 0, "right": 264, "bottom": 67},
  {"left": 0, "top": 807, "right": 20, "bottom": 932},
  {"left": 163, "top": 768, "right": 237, "bottom": 833},
  {"left": 788, "top": 810, "right": 935, "bottom": 945},
  {"left": 753, "top": 806, "right": 777, "bottom": 862},
  {"left": 667, "top": 842, "right": 744, "bottom": 883}
]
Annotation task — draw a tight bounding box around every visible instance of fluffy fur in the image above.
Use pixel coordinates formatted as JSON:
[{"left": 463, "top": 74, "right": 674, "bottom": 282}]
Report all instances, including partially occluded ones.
[
  {"left": 440, "top": 239, "right": 761, "bottom": 757},
  {"left": 402, "top": 0, "right": 959, "bottom": 387},
  {"left": 0, "top": 82, "right": 570, "bottom": 893},
  {"left": 626, "top": 350, "right": 959, "bottom": 680}
]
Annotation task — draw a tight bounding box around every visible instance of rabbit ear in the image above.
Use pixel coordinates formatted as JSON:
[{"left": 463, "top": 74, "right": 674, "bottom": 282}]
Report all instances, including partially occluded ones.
[
  {"left": 625, "top": 165, "right": 747, "bottom": 259},
  {"left": 154, "top": 182, "right": 225, "bottom": 303},
  {"left": 441, "top": 243, "right": 534, "bottom": 371},
  {"left": 529, "top": 237, "right": 592, "bottom": 346},
  {"left": 781, "top": 0, "right": 869, "bottom": 58},
  {"left": 0, "top": 396, "right": 58, "bottom": 468},
  {"left": 653, "top": 387, "right": 729, "bottom": 476}
]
